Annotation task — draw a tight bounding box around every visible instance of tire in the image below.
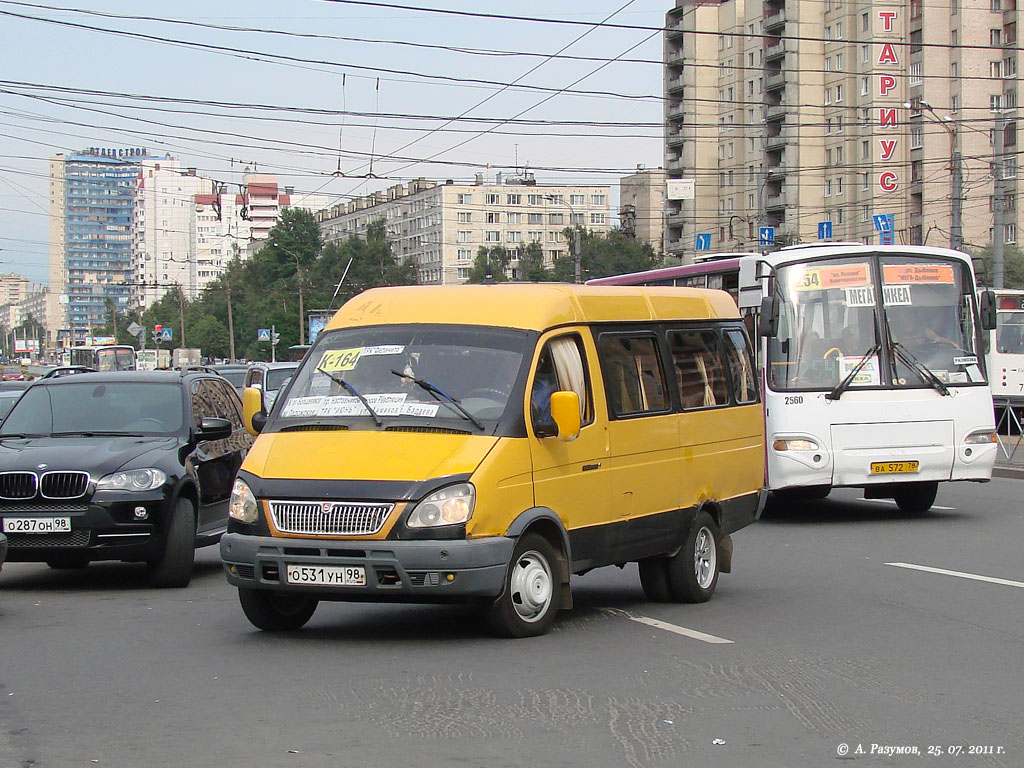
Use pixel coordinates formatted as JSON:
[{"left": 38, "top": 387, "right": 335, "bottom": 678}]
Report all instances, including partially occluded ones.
[
  {"left": 45, "top": 555, "right": 89, "bottom": 569},
  {"left": 638, "top": 557, "right": 673, "bottom": 602},
  {"left": 666, "top": 510, "right": 720, "bottom": 603},
  {"left": 486, "top": 533, "right": 561, "bottom": 638},
  {"left": 893, "top": 481, "right": 938, "bottom": 514},
  {"left": 238, "top": 588, "right": 318, "bottom": 631},
  {"left": 147, "top": 498, "right": 196, "bottom": 588}
]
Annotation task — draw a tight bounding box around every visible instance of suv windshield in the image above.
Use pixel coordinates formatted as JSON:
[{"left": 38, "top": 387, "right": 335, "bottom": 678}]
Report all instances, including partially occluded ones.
[
  {"left": 272, "top": 324, "right": 530, "bottom": 432},
  {"left": 0, "top": 382, "right": 184, "bottom": 436},
  {"left": 266, "top": 368, "right": 297, "bottom": 392},
  {"left": 769, "top": 255, "right": 984, "bottom": 392}
]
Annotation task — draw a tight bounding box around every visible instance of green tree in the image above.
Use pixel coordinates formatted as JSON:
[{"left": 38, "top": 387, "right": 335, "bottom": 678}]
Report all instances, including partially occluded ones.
[
  {"left": 971, "top": 245, "right": 1024, "bottom": 288},
  {"left": 468, "top": 245, "right": 511, "bottom": 282},
  {"left": 550, "top": 228, "right": 660, "bottom": 282},
  {"left": 518, "top": 241, "right": 551, "bottom": 282}
]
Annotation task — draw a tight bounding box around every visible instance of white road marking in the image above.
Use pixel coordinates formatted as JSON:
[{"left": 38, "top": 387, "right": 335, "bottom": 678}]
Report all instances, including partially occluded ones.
[
  {"left": 865, "top": 499, "right": 956, "bottom": 511},
  {"left": 885, "top": 562, "right": 1024, "bottom": 589},
  {"left": 599, "top": 608, "right": 733, "bottom": 644}
]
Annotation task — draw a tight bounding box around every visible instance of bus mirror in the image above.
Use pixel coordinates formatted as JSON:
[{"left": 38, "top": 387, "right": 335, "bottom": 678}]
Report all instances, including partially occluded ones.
[
  {"left": 757, "top": 295, "right": 779, "bottom": 337},
  {"left": 549, "top": 391, "right": 581, "bottom": 442},
  {"left": 980, "top": 290, "right": 997, "bottom": 331},
  {"left": 242, "top": 387, "right": 267, "bottom": 436}
]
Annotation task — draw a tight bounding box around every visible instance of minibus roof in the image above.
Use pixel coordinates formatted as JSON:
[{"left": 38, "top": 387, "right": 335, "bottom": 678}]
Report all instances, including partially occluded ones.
[{"left": 327, "top": 284, "right": 739, "bottom": 333}]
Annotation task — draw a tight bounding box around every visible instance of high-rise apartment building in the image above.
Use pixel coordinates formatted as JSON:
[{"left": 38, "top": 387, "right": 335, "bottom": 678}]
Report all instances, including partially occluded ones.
[
  {"left": 132, "top": 157, "right": 208, "bottom": 309},
  {"left": 49, "top": 148, "right": 150, "bottom": 337},
  {"left": 318, "top": 175, "right": 612, "bottom": 284},
  {"left": 665, "top": 0, "right": 1019, "bottom": 259}
]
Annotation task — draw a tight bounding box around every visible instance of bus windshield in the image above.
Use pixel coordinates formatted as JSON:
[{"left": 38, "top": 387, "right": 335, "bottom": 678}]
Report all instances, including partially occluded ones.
[
  {"left": 770, "top": 255, "right": 985, "bottom": 392},
  {"left": 996, "top": 310, "right": 1024, "bottom": 354}
]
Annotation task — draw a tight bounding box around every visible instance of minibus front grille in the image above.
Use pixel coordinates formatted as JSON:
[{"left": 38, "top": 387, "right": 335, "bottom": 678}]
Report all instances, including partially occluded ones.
[
  {"left": 269, "top": 500, "right": 393, "bottom": 536},
  {"left": 384, "top": 425, "right": 472, "bottom": 435}
]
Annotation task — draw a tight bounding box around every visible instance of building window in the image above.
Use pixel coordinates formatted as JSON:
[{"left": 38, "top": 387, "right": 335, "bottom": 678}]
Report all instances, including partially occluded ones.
[
  {"left": 485, "top": 193, "right": 499, "bottom": 204},
  {"left": 486, "top": 212, "right": 500, "bottom": 223},
  {"left": 507, "top": 231, "right": 522, "bottom": 242},
  {"left": 528, "top": 212, "right": 543, "bottom": 224},
  {"left": 909, "top": 62, "right": 923, "bottom": 85},
  {"left": 506, "top": 194, "right": 521, "bottom": 205},
  {"left": 911, "top": 126, "right": 923, "bottom": 148},
  {"left": 991, "top": 94, "right": 1003, "bottom": 110},
  {"left": 1007, "top": 223, "right": 1016, "bottom": 244},
  {"left": 485, "top": 231, "right": 501, "bottom": 242},
  {"left": 590, "top": 213, "right": 606, "bottom": 224},
  {"left": 861, "top": 76, "right": 870, "bottom": 96},
  {"left": 570, "top": 194, "right": 585, "bottom": 206},
  {"left": 991, "top": 61, "right": 1003, "bottom": 78},
  {"left": 570, "top": 213, "right": 585, "bottom": 226},
  {"left": 991, "top": 29, "right": 1002, "bottom": 46},
  {"left": 457, "top": 193, "right": 472, "bottom": 204},
  {"left": 457, "top": 230, "right": 473, "bottom": 243},
  {"left": 528, "top": 194, "right": 543, "bottom": 205},
  {"left": 457, "top": 249, "right": 473, "bottom": 261},
  {"left": 590, "top": 194, "right": 606, "bottom": 206},
  {"left": 548, "top": 213, "right": 564, "bottom": 225},
  {"left": 457, "top": 211, "right": 472, "bottom": 222},
  {"left": 862, "top": 11, "right": 869, "bottom": 30},
  {"left": 507, "top": 212, "right": 522, "bottom": 224}
]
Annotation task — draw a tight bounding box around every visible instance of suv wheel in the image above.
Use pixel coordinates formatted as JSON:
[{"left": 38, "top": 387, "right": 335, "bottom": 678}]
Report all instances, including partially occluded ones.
[{"left": 147, "top": 498, "right": 196, "bottom": 588}]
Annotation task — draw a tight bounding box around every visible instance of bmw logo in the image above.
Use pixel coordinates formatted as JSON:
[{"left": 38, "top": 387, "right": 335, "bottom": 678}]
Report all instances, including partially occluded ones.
[{"left": 37, "top": 463, "right": 48, "bottom": 470}]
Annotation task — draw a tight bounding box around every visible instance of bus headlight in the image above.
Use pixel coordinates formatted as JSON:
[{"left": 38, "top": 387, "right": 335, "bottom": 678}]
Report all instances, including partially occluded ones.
[
  {"left": 408, "top": 483, "right": 475, "bottom": 528},
  {"left": 229, "top": 479, "right": 258, "bottom": 523},
  {"left": 963, "top": 430, "right": 997, "bottom": 445}
]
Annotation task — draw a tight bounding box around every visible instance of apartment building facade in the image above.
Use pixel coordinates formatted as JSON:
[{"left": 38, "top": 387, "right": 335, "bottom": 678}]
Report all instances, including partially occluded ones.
[
  {"left": 619, "top": 167, "right": 667, "bottom": 253},
  {"left": 665, "top": 0, "right": 1019, "bottom": 260},
  {"left": 318, "top": 175, "right": 612, "bottom": 284}
]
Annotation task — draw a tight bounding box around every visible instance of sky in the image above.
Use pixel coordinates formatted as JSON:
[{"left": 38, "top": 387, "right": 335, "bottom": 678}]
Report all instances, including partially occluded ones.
[{"left": 0, "top": 0, "right": 673, "bottom": 288}]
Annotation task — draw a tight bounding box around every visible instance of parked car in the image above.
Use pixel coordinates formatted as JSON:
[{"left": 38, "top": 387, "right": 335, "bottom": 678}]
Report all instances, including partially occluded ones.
[
  {"left": 244, "top": 362, "right": 298, "bottom": 410},
  {"left": 1, "top": 365, "right": 24, "bottom": 382},
  {"left": 0, "top": 369, "right": 254, "bottom": 586},
  {"left": 211, "top": 364, "right": 248, "bottom": 397}
]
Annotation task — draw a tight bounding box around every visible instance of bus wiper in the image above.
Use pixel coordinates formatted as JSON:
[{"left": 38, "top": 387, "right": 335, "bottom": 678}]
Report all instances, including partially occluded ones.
[
  {"left": 826, "top": 344, "right": 880, "bottom": 401},
  {"left": 315, "top": 367, "right": 382, "bottom": 426},
  {"left": 391, "top": 370, "right": 485, "bottom": 431},
  {"left": 891, "top": 342, "right": 950, "bottom": 396},
  {"left": 50, "top": 431, "right": 144, "bottom": 437}
]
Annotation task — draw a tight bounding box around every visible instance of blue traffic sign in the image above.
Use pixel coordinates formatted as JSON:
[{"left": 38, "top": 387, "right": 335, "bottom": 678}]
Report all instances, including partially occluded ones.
[
  {"left": 759, "top": 227, "right": 775, "bottom": 246},
  {"left": 872, "top": 214, "right": 892, "bottom": 233},
  {"left": 880, "top": 229, "right": 894, "bottom": 245},
  {"left": 695, "top": 233, "right": 712, "bottom": 251},
  {"left": 818, "top": 221, "right": 833, "bottom": 240},
  {"left": 158, "top": 328, "right": 172, "bottom": 341},
  {"left": 257, "top": 328, "right": 271, "bottom": 342}
]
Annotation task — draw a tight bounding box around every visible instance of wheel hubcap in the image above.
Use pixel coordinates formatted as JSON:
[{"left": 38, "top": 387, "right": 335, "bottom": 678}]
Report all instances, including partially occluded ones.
[
  {"left": 509, "top": 551, "right": 553, "bottom": 622},
  {"left": 693, "top": 526, "right": 717, "bottom": 589}
]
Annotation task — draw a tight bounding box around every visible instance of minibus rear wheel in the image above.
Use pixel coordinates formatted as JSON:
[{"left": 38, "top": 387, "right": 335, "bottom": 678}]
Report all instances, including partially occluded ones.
[
  {"left": 238, "top": 588, "right": 319, "bottom": 631},
  {"left": 667, "top": 511, "right": 720, "bottom": 603},
  {"left": 638, "top": 557, "right": 673, "bottom": 602},
  {"left": 486, "top": 533, "right": 560, "bottom": 638},
  {"left": 893, "top": 481, "right": 937, "bottom": 514}
]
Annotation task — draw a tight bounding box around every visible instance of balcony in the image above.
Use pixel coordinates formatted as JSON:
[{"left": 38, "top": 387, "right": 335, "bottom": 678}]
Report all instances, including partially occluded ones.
[
  {"left": 665, "top": 156, "right": 686, "bottom": 173},
  {"left": 765, "top": 41, "right": 786, "bottom": 61},
  {"left": 764, "top": 9, "right": 786, "bottom": 31},
  {"left": 766, "top": 129, "right": 787, "bottom": 150},
  {"left": 666, "top": 128, "right": 686, "bottom": 146},
  {"left": 766, "top": 193, "right": 787, "bottom": 210},
  {"left": 767, "top": 164, "right": 788, "bottom": 179},
  {"left": 667, "top": 211, "right": 688, "bottom": 227},
  {"left": 765, "top": 71, "right": 786, "bottom": 91},
  {"left": 765, "top": 103, "right": 787, "bottom": 121},
  {"left": 666, "top": 75, "right": 685, "bottom": 93}
]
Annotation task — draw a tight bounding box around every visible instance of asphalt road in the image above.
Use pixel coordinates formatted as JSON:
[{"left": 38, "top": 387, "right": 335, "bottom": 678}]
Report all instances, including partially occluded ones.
[{"left": 1, "top": 478, "right": 1021, "bottom": 768}]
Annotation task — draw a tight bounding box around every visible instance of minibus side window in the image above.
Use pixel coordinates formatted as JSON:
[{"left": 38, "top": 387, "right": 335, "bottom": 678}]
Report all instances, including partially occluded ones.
[
  {"left": 597, "top": 335, "right": 669, "bottom": 417},
  {"left": 667, "top": 330, "right": 729, "bottom": 409},
  {"left": 722, "top": 329, "right": 759, "bottom": 404},
  {"left": 531, "top": 334, "right": 593, "bottom": 436}
]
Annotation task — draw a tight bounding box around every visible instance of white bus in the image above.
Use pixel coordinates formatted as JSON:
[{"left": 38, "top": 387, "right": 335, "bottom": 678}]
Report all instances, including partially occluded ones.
[
  {"left": 590, "top": 244, "right": 999, "bottom": 512},
  {"left": 984, "top": 288, "right": 1024, "bottom": 404}
]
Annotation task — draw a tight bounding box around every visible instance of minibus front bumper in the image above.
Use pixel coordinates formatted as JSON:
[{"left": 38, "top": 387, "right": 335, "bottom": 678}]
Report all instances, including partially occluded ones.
[{"left": 220, "top": 532, "right": 514, "bottom": 601}]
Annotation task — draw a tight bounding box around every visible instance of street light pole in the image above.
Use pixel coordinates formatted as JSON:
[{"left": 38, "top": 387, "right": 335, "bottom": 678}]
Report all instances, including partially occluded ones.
[
  {"left": 544, "top": 196, "right": 580, "bottom": 283},
  {"left": 905, "top": 100, "right": 962, "bottom": 251},
  {"left": 992, "top": 109, "right": 1006, "bottom": 289},
  {"left": 271, "top": 242, "right": 305, "bottom": 345}
]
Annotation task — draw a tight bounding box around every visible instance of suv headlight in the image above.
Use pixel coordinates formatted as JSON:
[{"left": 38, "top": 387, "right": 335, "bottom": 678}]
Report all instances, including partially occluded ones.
[
  {"left": 96, "top": 468, "right": 166, "bottom": 492},
  {"left": 407, "top": 483, "right": 475, "bottom": 528},
  {"left": 229, "top": 478, "right": 259, "bottom": 524}
]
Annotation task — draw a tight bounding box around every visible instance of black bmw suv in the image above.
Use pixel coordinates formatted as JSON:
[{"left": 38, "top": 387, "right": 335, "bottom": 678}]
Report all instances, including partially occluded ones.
[{"left": 0, "top": 370, "right": 253, "bottom": 586}]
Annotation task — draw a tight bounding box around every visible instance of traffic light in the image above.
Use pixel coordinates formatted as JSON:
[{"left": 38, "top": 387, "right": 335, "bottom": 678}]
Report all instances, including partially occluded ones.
[
  {"left": 152, "top": 324, "right": 162, "bottom": 344},
  {"left": 271, "top": 330, "right": 280, "bottom": 346}
]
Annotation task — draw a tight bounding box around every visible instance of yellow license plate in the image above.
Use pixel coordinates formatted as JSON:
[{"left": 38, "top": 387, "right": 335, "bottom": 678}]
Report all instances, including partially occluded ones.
[{"left": 870, "top": 461, "right": 920, "bottom": 474}]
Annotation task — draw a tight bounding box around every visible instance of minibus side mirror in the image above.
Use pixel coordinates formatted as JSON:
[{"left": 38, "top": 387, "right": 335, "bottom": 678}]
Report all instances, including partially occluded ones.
[
  {"left": 242, "top": 387, "right": 267, "bottom": 436},
  {"left": 549, "top": 391, "right": 581, "bottom": 442},
  {"left": 980, "top": 289, "right": 997, "bottom": 331},
  {"left": 758, "top": 295, "right": 779, "bottom": 338}
]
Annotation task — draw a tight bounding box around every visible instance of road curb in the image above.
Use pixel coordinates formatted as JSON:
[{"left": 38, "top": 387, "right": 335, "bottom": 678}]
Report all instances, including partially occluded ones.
[{"left": 993, "top": 465, "right": 1024, "bottom": 480}]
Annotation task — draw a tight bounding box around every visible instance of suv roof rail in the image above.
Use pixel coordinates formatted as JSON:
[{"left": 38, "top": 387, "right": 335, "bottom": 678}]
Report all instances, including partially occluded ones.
[
  {"left": 178, "top": 365, "right": 218, "bottom": 376},
  {"left": 41, "top": 366, "right": 97, "bottom": 379}
]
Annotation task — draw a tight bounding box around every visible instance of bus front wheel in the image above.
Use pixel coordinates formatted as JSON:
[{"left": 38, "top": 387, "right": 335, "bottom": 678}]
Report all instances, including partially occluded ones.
[{"left": 893, "top": 481, "right": 938, "bottom": 514}]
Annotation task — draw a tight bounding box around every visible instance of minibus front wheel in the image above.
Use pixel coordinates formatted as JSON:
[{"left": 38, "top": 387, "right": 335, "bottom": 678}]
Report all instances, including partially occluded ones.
[
  {"left": 238, "top": 588, "right": 319, "bottom": 631},
  {"left": 486, "top": 533, "right": 560, "bottom": 638}
]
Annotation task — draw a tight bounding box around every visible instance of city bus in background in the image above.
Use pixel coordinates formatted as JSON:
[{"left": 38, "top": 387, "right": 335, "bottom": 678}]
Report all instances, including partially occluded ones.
[
  {"left": 983, "top": 288, "right": 1024, "bottom": 407},
  {"left": 69, "top": 344, "right": 137, "bottom": 371},
  {"left": 590, "top": 244, "right": 999, "bottom": 512}
]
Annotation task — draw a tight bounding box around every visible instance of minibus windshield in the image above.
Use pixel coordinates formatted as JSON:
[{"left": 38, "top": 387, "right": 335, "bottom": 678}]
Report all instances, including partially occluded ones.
[{"left": 270, "top": 324, "right": 530, "bottom": 431}]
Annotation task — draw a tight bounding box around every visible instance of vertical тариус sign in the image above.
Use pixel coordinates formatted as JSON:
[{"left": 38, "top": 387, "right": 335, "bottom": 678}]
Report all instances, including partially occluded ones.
[{"left": 875, "top": 7, "right": 901, "bottom": 195}]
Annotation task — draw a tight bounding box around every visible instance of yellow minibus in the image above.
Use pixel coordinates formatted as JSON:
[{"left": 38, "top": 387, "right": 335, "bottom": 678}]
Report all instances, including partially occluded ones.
[{"left": 221, "top": 284, "right": 765, "bottom": 637}]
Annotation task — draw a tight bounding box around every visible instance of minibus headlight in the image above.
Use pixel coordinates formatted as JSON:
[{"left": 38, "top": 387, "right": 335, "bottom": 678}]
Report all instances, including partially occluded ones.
[
  {"left": 964, "top": 430, "right": 997, "bottom": 445},
  {"left": 772, "top": 438, "right": 819, "bottom": 452},
  {"left": 229, "top": 478, "right": 259, "bottom": 524},
  {"left": 408, "top": 483, "right": 475, "bottom": 528}
]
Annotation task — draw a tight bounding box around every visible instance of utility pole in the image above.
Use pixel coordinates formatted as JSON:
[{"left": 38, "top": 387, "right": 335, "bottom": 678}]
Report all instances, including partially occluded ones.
[
  {"left": 226, "top": 281, "right": 236, "bottom": 362},
  {"left": 177, "top": 285, "right": 187, "bottom": 347},
  {"left": 992, "top": 110, "right": 1006, "bottom": 289},
  {"left": 951, "top": 150, "right": 964, "bottom": 251}
]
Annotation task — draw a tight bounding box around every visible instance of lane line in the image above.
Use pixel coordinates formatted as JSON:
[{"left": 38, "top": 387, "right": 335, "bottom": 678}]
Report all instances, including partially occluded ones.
[
  {"left": 885, "top": 562, "right": 1024, "bottom": 589},
  {"left": 865, "top": 499, "right": 955, "bottom": 511},
  {"left": 629, "top": 616, "right": 734, "bottom": 643}
]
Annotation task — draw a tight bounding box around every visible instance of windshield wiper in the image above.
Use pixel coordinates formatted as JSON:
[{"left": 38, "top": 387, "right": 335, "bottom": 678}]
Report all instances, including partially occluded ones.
[
  {"left": 391, "top": 370, "right": 485, "bottom": 431},
  {"left": 826, "top": 344, "right": 881, "bottom": 401},
  {"left": 891, "top": 342, "right": 950, "bottom": 396},
  {"left": 0, "top": 432, "right": 44, "bottom": 439},
  {"left": 315, "top": 367, "right": 382, "bottom": 426},
  {"left": 49, "top": 431, "right": 145, "bottom": 437}
]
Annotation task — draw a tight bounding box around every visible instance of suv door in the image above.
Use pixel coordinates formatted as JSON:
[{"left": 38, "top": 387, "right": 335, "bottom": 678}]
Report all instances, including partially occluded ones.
[{"left": 189, "top": 378, "right": 250, "bottom": 534}]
